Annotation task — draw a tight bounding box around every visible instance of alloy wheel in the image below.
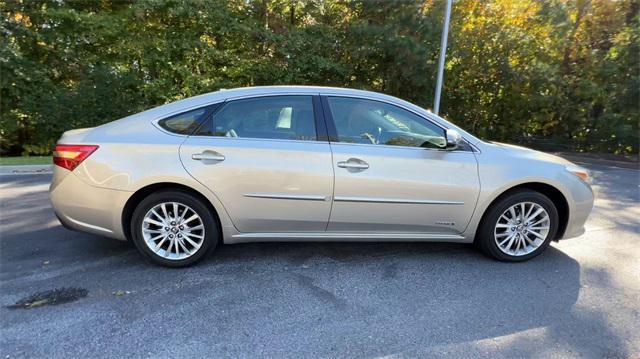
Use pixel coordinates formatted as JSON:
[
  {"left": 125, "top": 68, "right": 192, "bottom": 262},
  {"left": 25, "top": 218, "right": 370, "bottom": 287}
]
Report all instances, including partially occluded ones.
[
  {"left": 141, "top": 202, "right": 205, "bottom": 260},
  {"left": 493, "top": 201, "right": 550, "bottom": 256}
]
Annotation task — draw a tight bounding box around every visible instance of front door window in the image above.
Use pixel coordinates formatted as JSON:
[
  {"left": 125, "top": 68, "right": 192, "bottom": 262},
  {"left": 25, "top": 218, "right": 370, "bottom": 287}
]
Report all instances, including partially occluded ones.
[{"left": 327, "top": 97, "right": 446, "bottom": 149}]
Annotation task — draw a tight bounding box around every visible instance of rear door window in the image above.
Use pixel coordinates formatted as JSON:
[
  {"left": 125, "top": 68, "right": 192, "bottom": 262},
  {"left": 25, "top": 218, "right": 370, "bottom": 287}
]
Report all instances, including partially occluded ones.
[{"left": 195, "top": 96, "right": 316, "bottom": 141}]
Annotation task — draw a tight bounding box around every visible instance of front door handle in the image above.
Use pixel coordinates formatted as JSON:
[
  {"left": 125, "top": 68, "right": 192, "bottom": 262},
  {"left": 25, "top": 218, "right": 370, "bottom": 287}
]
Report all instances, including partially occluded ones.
[
  {"left": 192, "top": 151, "right": 225, "bottom": 162},
  {"left": 337, "top": 158, "right": 369, "bottom": 170}
]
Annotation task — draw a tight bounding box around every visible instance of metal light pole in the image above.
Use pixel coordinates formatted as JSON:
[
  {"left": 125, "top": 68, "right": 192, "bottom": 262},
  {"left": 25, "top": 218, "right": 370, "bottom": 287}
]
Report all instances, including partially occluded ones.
[{"left": 433, "top": 0, "right": 452, "bottom": 115}]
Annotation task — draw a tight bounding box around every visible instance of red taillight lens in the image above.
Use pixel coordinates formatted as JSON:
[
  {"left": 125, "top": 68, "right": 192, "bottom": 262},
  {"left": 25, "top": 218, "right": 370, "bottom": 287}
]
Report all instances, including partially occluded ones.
[{"left": 53, "top": 144, "right": 99, "bottom": 171}]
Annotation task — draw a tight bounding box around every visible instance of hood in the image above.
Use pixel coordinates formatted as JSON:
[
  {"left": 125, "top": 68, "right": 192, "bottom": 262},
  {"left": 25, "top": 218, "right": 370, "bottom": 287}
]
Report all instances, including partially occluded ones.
[{"left": 492, "top": 142, "right": 575, "bottom": 167}]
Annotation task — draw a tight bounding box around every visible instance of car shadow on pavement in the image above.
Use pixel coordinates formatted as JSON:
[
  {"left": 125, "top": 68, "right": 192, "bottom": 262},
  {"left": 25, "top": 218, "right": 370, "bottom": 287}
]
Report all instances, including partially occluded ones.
[
  {"left": 202, "top": 241, "right": 624, "bottom": 357},
  {"left": 1, "top": 224, "right": 628, "bottom": 357}
]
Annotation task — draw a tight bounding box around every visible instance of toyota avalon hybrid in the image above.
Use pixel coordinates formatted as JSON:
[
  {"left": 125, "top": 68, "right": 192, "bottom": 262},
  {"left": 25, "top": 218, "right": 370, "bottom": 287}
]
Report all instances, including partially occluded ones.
[{"left": 49, "top": 86, "right": 594, "bottom": 267}]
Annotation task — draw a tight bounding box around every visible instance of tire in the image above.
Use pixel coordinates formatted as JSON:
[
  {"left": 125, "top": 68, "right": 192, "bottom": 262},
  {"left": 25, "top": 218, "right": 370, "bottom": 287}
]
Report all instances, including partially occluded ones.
[
  {"left": 130, "top": 190, "right": 219, "bottom": 267},
  {"left": 476, "top": 190, "right": 559, "bottom": 262}
]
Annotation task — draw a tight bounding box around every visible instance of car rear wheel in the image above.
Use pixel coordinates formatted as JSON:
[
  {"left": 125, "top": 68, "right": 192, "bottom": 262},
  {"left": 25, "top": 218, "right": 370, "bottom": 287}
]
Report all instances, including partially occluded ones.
[
  {"left": 131, "top": 190, "right": 219, "bottom": 267},
  {"left": 476, "top": 190, "right": 559, "bottom": 262}
]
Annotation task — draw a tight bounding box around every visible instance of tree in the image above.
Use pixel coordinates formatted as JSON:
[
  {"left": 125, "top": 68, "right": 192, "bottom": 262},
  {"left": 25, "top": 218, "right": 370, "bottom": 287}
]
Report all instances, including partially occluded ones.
[{"left": 1, "top": 0, "right": 637, "bottom": 156}]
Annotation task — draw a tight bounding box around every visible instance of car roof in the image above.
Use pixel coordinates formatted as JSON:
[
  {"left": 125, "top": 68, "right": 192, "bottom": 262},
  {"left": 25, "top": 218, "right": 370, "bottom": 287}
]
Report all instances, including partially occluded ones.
[
  {"left": 153, "top": 86, "right": 432, "bottom": 120},
  {"left": 173, "top": 85, "right": 407, "bottom": 107},
  {"left": 106, "top": 86, "right": 421, "bottom": 127}
]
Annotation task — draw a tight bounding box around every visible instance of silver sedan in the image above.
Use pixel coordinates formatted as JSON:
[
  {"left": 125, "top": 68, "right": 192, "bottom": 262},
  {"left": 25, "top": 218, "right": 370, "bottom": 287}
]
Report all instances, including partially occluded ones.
[{"left": 49, "top": 86, "right": 594, "bottom": 267}]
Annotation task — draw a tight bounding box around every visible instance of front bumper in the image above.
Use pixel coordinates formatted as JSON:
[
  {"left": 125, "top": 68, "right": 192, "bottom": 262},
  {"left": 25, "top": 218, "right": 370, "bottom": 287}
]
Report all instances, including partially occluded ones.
[
  {"left": 49, "top": 170, "right": 131, "bottom": 240},
  {"left": 561, "top": 179, "right": 595, "bottom": 240}
]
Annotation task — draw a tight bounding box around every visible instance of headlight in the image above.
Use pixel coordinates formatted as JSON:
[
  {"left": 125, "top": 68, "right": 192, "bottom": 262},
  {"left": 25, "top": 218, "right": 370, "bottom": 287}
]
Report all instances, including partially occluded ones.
[{"left": 566, "top": 165, "right": 591, "bottom": 183}]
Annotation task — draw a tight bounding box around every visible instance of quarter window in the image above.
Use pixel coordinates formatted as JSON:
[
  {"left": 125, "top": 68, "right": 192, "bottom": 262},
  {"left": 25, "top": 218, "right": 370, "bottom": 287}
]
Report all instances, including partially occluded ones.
[
  {"left": 158, "top": 107, "right": 209, "bottom": 135},
  {"left": 327, "top": 97, "right": 446, "bottom": 149},
  {"left": 196, "top": 96, "right": 316, "bottom": 141}
]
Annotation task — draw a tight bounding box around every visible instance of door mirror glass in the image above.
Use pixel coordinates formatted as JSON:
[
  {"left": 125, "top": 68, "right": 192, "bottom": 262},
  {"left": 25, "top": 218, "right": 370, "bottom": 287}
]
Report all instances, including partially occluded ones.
[{"left": 445, "top": 129, "right": 462, "bottom": 150}]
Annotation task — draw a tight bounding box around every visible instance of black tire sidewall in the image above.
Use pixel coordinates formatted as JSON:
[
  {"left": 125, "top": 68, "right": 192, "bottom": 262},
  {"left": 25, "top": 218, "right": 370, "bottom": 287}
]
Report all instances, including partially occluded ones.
[
  {"left": 131, "top": 190, "right": 219, "bottom": 267},
  {"left": 478, "top": 190, "right": 559, "bottom": 262}
]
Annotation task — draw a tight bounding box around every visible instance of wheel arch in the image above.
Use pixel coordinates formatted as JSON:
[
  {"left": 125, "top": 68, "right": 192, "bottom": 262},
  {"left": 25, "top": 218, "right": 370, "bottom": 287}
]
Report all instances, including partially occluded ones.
[
  {"left": 121, "top": 182, "right": 223, "bottom": 241},
  {"left": 477, "top": 182, "right": 569, "bottom": 241}
]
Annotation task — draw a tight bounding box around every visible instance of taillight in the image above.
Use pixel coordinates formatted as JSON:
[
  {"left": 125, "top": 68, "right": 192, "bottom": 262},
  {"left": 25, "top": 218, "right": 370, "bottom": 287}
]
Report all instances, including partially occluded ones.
[{"left": 53, "top": 144, "right": 99, "bottom": 171}]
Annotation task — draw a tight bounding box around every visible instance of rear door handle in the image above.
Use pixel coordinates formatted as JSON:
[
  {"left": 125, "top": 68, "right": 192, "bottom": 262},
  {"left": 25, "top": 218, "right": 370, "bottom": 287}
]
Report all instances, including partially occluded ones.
[
  {"left": 192, "top": 151, "right": 225, "bottom": 162},
  {"left": 337, "top": 158, "right": 369, "bottom": 170}
]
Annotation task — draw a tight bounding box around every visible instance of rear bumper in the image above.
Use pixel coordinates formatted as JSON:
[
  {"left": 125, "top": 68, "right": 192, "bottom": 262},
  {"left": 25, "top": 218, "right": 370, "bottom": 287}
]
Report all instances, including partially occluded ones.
[{"left": 49, "top": 169, "right": 131, "bottom": 240}]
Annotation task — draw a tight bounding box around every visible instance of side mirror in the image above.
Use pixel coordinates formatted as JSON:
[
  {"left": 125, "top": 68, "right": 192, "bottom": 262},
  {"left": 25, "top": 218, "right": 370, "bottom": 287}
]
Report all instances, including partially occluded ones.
[{"left": 445, "top": 129, "right": 462, "bottom": 150}]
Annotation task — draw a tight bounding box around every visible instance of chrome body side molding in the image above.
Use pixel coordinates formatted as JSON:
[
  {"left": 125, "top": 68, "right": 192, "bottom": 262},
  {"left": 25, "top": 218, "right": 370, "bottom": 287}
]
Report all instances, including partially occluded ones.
[
  {"left": 243, "top": 193, "right": 328, "bottom": 201},
  {"left": 333, "top": 196, "right": 464, "bottom": 205}
]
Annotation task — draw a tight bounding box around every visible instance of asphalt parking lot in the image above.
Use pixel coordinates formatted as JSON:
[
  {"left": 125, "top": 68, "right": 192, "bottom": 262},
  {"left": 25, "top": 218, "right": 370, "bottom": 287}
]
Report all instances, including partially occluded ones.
[{"left": 1, "top": 160, "right": 638, "bottom": 358}]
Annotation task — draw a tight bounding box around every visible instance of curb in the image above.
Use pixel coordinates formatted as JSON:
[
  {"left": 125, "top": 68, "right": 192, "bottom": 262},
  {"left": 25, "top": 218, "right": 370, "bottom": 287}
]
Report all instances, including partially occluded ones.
[
  {"left": 0, "top": 165, "right": 53, "bottom": 175},
  {"left": 554, "top": 153, "right": 639, "bottom": 170}
]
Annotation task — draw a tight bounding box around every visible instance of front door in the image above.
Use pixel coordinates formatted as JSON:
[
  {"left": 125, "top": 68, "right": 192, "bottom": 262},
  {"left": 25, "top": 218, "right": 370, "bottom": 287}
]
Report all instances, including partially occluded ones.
[
  {"left": 322, "top": 96, "right": 480, "bottom": 234},
  {"left": 180, "top": 95, "right": 334, "bottom": 233}
]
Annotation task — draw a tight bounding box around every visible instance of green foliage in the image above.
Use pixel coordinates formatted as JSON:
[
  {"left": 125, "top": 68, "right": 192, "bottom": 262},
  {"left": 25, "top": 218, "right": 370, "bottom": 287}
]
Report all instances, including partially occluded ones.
[
  {"left": 0, "top": 155, "right": 51, "bottom": 166},
  {"left": 1, "top": 0, "right": 638, "bottom": 155}
]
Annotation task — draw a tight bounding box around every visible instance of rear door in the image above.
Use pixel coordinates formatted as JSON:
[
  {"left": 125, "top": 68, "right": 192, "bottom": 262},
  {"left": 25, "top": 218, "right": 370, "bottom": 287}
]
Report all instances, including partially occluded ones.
[
  {"left": 180, "top": 95, "right": 334, "bottom": 233},
  {"left": 322, "top": 95, "right": 480, "bottom": 234}
]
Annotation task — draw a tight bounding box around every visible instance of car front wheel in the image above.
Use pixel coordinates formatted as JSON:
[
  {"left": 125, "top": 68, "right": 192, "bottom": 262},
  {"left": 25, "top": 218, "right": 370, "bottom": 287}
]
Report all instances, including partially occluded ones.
[
  {"left": 476, "top": 190, "right": 559, "bottom": 262},
  {"left": 131, "top": 190, "right": 219, "bottom": 267}
]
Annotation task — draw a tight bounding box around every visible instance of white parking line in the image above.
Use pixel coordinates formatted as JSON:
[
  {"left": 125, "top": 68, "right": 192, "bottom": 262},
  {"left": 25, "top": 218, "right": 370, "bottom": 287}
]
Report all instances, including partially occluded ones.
[{"left": 0, "top": 165, "right": 53, "bottom": 175}]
